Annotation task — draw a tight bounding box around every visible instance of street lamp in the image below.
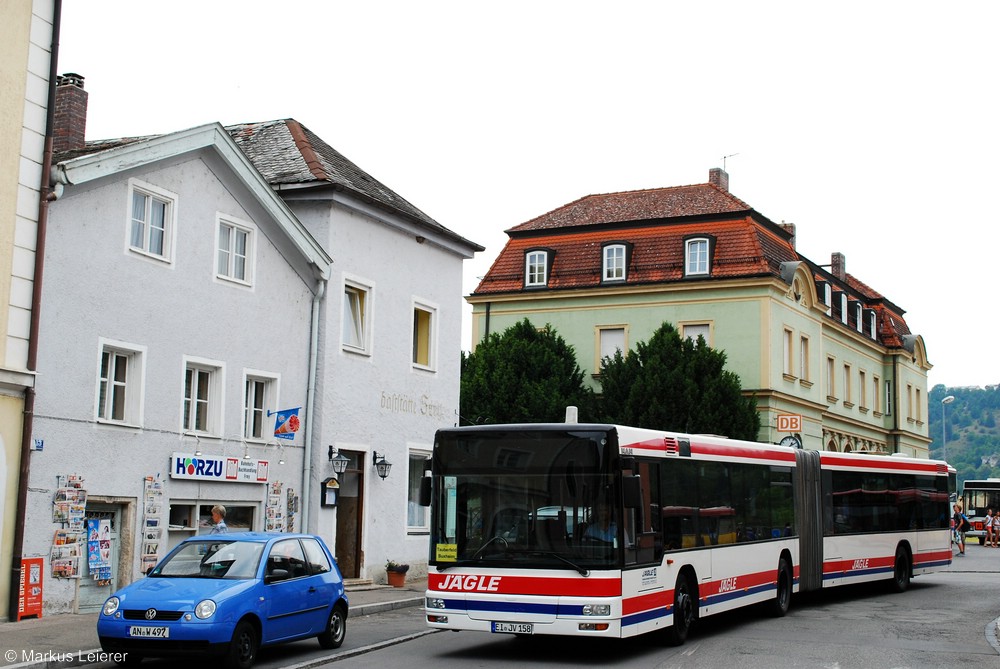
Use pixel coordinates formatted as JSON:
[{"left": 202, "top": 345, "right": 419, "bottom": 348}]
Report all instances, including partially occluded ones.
[{"left": 941, "top": 395, "right": 955, "bottom": 462}]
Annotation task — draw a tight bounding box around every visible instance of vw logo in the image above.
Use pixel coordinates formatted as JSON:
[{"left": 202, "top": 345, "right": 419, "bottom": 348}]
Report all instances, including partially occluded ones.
[{"left": 145, "top": 609, "right": 157, "bottom": 620}]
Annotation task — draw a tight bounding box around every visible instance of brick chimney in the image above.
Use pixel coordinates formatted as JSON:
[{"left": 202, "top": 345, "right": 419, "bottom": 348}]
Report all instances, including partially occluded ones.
[
  {"left": 831, "top": 252, "right": 846, "bottom": 281},
  {"left": 708, "top": 167, "right": 729, "bottom": 192},
  {"left": 53, "top": 73, "right": 88, "bottom": 153},
  {"left": 780, "top": 221, "right": 796, "bottom": 249}
]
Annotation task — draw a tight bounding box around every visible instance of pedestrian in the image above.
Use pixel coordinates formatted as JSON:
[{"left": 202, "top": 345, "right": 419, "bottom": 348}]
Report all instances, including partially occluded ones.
[
  {"left": 953, "top": 502, "right": 967, "bottom": 556},
  {"left": 986, "top": 509, "right": 994, "bottom": 548},
  {"left": 210, "top": 504, "right": 229, "bottom": 534}
]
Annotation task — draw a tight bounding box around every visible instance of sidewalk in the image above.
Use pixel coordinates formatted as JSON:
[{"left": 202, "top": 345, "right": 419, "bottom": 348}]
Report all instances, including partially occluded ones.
[{"left": 0, "top": 576, "right": 427, "bottom": 669}]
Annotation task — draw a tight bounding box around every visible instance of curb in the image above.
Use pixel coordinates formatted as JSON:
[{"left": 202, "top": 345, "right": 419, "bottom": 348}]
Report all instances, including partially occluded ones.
[{"left": 5, "top": 597, "right": 424, "bottom": 669}]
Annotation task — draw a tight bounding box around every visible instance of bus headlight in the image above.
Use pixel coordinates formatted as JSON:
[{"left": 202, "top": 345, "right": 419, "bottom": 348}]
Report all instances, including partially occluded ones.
[
  {"left": 582, "top": 604, "right": 611, "bottom": 616},
  {"left": 426, "top": 597, "right": 446, "bottom": 609}
]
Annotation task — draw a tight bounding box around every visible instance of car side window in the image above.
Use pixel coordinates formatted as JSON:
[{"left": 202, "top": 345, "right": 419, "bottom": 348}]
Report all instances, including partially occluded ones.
[
  {"left": 266, "top": 539, "right": 308, "bottom": 580},
  {"left": 301, "top": 537, "right": 332, "bottom": 574}
]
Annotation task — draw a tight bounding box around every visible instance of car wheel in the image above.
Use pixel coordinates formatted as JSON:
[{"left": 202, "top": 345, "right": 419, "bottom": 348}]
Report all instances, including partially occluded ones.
[
  {"left": 225, "top": 620, "right": 259, "bottom": 669},
  {"left": 663, "top": 572, "right": 696, "bottom": 646},
  {"left": 766, "top": 556, "right": 792, "bottom": 617},
  {"left": 318, "top": 603, "right": 347, "bottom": 649}
]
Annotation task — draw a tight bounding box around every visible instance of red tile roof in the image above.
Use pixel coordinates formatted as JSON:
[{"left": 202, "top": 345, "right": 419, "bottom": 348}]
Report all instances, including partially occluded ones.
[
  {"left": 476, "top": 176, "right": 913, "bottom": 349},
  {"left": 508, "top": 183, "right": 753, "bottom": 234}
]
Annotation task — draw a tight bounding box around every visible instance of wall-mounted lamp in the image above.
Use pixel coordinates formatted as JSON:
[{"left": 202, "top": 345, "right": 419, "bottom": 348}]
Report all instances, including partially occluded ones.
[
  {"left": 372, "top": 451, "right": 392, "bottom": 480},
  {"left": 242, "top": 442, "right": 251, "bottom": 460},
  {"left": 328, "top": 445, "right": 350, "bottom": 474},
  {"left": 277, "top": 445, "right": 285, "bottom": 466}
]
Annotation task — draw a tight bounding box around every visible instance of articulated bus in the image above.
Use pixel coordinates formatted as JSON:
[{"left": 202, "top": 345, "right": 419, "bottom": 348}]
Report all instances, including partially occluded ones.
[
  {"left": 421, "top": 423, "right": 953, "bottom": 645},
  {"left": 961, "top": 479, "right": 1000, "bottom": 544}
]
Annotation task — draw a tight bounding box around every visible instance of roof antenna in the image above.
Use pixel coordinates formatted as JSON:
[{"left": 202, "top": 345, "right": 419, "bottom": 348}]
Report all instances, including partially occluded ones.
[{"left": 722, "top": 153, "right": 739, "bottom": 171}]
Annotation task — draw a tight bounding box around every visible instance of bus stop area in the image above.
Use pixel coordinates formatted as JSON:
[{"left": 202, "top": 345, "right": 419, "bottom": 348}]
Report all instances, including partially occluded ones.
[{"left": 0, "top": 576, "right": 427, "bottom": 669}]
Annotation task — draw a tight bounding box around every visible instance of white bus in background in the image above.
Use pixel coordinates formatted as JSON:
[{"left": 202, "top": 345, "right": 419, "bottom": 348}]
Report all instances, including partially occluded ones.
[
  {"left": 421, "top": 422, "right": 954, "bottom": 645},
  {"left": 961, "top": 479, "right": 1000, "bottom": 545}
]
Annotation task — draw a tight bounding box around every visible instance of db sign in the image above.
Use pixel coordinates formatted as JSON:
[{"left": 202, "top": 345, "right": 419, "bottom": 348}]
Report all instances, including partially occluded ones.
[{"left": 777, "top": 414, "right": 801, "bottom": 432}]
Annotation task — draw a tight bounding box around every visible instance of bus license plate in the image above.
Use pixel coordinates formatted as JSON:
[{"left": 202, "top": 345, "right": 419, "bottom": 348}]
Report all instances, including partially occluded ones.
[
  {"left": 492, "top": 622, "right": 532, "bottom": 634},
  {"left": 129, "top": 626, "right": 169, "bottom": 638}
]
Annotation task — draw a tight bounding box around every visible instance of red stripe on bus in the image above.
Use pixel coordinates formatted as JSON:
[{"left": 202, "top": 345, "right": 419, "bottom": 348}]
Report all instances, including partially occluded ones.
[
  {"left": 820, "top": 455, "right": 946, "bottom": 474},
  {"left": 625, "top": 439, "right": 797, "bottom": 463},
  {"left": 428, "top": 572, "right": 621, "bottom": 597}
]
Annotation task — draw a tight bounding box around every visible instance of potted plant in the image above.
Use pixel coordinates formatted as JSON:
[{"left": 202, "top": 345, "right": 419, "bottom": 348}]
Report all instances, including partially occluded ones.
[{"left": 385, "top": 559, "right": 409, "bottom": 588}]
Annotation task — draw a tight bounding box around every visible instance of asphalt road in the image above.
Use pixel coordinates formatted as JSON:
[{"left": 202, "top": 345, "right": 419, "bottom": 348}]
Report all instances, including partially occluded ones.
[{"left": 73, "top": 544, "right": 1000, "bottom": 669}]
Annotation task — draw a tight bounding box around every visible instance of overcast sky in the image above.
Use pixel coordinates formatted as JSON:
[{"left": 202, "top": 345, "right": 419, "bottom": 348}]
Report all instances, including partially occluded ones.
[{"left": 57, "top": 1, "right": 999, "bottom": 389}]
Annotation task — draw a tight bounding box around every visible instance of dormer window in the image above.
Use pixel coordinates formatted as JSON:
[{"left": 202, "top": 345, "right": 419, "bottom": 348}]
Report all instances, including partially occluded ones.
[
  {"left": 868, "top": 311, "right": 877, "bottom": 339},
  {"left": 525, "top": 249, "right": 551, "bottom": 287},
  {"left": 602, "top": 243, "right": 629, "bottom": 283},
  {"left": 823, "top": 283, "right": 832, "bottom": 317},
  {"left": 840, "top": 294, "right": 848, "bottom": 325},
  {"left": 685, "top": 237, "right": 712, "bottom": 276},
  {"left": 855, "top": 303, "right": 863, "bottom": 333}
]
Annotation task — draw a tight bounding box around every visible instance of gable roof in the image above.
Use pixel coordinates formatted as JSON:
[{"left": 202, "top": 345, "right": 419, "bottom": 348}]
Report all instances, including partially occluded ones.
[
  {"left": 227, "top": 119, "right": 483, "bottom": 252},
  {"left": 51, "top": 122, "right": 332, "bottom": 283}
]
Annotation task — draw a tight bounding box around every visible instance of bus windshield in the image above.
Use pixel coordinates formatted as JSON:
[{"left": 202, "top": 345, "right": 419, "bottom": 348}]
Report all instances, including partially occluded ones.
[{"left": 429, "top": 427, "right": 621, "bottom": 571}]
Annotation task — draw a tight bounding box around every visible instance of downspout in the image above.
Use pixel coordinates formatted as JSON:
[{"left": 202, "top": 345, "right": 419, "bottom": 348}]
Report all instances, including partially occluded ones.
[
  {"left": 9, "top": 0, "right": 61, "bottom": 620},
  {"left": 892, "top": 357, "right": 900, "bottom": 454},
  {"left": 300, "top": 275, "right": 326, "bottom": 533}
]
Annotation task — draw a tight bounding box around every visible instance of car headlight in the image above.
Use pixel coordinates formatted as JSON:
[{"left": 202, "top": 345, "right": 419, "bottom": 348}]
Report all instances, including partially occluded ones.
[
  {"left": 102, "top": 597, "right": 120, "bottom": 616},
  {"left": 195, "top": 599, "right": 217, "bottom": 619}
]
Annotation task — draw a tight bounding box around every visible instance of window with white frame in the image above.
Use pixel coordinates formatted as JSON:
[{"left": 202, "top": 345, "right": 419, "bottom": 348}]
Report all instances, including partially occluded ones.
[
  {"left": 598, "top": 326, "right": 626, "bottom": 368},
  {"left": 525, "top": 250, "right": 548, "bottom": 287},
  {"left": 827, "top": 357, "right": 836, "bottom": 398},
  {"left": 183, "top": 358, "right": 223, "bottom": 434},
  {"left": 343, "top": 280, "right": 371, "bottom": 353},
  {"left": 97, "top": 340, "right": 145, "bottom": 425},
  {"left": 217, "top": 215, "right": 254, "bottom": 284},
  {"left": 603, "top": 244, "right": 626, "bottom": 282},
  {"left": 407, "top": 450, "right": 431, "bottom": 531},
  {"left": 682, "top": 323, "right": 710, "bottom": 344},
  {"left": 783, "top": 329, "right": 793, "bottom": 376},
  {"left": 412, "top": 302, "right": 436, "bottom": 369},
  {"left": 800, "top": 335, "right": 810, "bottom": 381},
  {"left": 244, "top": 373, "right": 277, "bottom": 440},
  {"left": 855, "top": 303, "right": 863, "bottom": 333},
  {"left": 868, "top": 311, "right": 877, "bottom": 339},
  {"left": 840, "top": 294, "right": 848, "bottom": 324},
  {"left": 824, "top": 284, "right": 832, "bottom": 316},
  {"left": 128, "top": 179, "right": 176, "bottom": 261},
  {"left": 685, "top": 238, "right": 710, "bottom": 276}
]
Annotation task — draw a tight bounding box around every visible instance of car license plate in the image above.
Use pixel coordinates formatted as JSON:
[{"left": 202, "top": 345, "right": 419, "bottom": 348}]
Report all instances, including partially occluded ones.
[
  {"left": 492, "top": 622, "right": 532, "bottom": 634},
  {"left": 128, "top": 626, "right": 169, "bottom": 638}
]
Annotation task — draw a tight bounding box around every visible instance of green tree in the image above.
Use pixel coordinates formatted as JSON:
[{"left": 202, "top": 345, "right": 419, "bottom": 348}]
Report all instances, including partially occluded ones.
[
  {"left": 460, "top": 319, "right": 596, "bottom": 425},
  {"left": 598, "top": 322, "right": 761, "bottom": 440}
]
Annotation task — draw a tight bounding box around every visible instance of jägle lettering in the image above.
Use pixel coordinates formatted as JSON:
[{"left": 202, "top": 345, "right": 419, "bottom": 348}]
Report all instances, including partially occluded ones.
[
  {"left": 719, "top": 577, "right": 738, "bottom": 593},
  {"left": 852, "top": 559, "right": 869, "bottom": 570},
  {"left": 440, "top": 574, "right": 501, "bottom": 592}
]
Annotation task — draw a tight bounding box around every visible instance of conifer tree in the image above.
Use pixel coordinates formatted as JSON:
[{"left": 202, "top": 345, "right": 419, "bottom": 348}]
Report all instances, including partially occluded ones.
[
  {"left": 599, "top": 322, "right": 760, "bottom": 440},
  {"left": 460, "top": 319, "right": 596, "bottom": 425}
]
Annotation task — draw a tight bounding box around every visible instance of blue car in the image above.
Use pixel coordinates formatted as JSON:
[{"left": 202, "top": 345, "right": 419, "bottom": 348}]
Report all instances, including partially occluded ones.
[{"left": 98, "top": 532, "right": 348, "bottom": 668}]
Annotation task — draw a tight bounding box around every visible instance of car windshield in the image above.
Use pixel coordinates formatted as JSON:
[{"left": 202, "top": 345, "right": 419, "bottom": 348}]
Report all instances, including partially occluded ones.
[{"left": 150, "top": 540, "right": 264, "bottom": 579}]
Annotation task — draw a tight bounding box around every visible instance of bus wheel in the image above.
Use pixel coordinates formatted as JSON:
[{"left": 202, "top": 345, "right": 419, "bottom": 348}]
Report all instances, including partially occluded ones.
[
  {"left": 766, "top": 556, "right": 792, "bottom": 617},
  {"left": 663, "top": 573, "right": 696, "bottom": 646},
  {"left": 889, "top": 547, "right": 910, "bottom": 593}
]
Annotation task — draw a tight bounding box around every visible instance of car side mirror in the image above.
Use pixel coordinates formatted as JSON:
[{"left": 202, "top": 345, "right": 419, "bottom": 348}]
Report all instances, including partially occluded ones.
[{"left": 265, "top": 568, "right": 289, "bottom": 584}]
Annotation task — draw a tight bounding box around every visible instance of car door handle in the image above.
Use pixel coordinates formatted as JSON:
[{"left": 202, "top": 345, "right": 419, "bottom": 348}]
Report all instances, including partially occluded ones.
[{"left": 308, "top": 587, "right": 317, "bottom": 593}]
